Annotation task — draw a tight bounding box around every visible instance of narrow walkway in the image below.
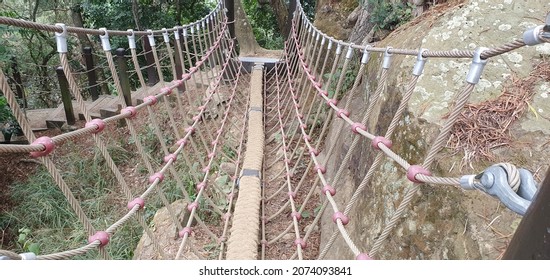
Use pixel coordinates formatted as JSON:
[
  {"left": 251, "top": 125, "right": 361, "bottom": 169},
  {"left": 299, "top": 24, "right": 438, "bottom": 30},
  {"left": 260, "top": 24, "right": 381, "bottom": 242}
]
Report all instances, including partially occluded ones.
[{"left": 225, "top": 63, "right": 265, "bottom": 259}]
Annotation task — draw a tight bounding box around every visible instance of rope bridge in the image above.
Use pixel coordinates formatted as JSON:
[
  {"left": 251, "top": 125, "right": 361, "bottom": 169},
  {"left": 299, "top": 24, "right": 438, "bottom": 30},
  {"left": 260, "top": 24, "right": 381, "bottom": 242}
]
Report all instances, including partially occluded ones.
[{"left": 0, "top": 1, "right": 549, "bottom": 260}]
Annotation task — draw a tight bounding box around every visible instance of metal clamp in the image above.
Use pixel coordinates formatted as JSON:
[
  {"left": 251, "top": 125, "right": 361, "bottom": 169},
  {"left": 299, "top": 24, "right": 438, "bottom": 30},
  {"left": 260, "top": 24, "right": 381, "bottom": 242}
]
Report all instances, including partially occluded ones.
[
  {"left": 54, "top": 23, "right": 68, "bottom": 53},
  {"left": 99, "top": 28, "right": 111, "bottom": 51},
  {"left": 412, "top": 48, "right": 428, "bottom": 76},
  {"left": 382, "top": 47, "right": 393, "bottom": 69},
  {"left": 523, "top": 13, "right": 550, "bottom": 45},
  {"left": 361, "top": 45, "right": 371, "bottom": 64},
  {"left": 162, "top": 28, "right": 170, "bottom": 43},
  {"left": 466, "top": 47, "right": 489, "bottom": 84},
  {"left": 127, "top": 29, "right": 136, "bottom": 49},
  {"left": 146, "top": 29, "right": 155, "bottom": 47},
  {"left": 173, "top": 26, "right": 180, "bottom": 40},
  {"left": 459, "top": 164, "right": 538, "bottom": 215},
  {"left": 336, "top": 42, "right": 342, "bottom": 55}
]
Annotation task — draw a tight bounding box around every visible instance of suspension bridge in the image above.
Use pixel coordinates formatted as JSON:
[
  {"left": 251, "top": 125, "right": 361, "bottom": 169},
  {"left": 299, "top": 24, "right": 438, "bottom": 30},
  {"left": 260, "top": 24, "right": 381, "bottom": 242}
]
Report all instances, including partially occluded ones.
[{"left": 0, "top": 1, "right": 549, "bottom": 260}]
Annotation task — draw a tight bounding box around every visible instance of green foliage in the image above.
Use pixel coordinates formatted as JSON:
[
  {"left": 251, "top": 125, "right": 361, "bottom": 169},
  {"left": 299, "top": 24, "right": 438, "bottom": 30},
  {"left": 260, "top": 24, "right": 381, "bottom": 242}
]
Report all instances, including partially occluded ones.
[
  {"left": 368, "top": 0, "right": 413, "bottom": 31},
  {"left": 301, "top": 0, "right": 317, "bottom": 21},
  {"left": 0, "top": 96, "right": 22, "bottom": 139},
  {"left": 323, "top": 66, "right": 357, "bottom": 99},
  {"left": 242, "top": 0, "right": 284, "bottom": 50}
]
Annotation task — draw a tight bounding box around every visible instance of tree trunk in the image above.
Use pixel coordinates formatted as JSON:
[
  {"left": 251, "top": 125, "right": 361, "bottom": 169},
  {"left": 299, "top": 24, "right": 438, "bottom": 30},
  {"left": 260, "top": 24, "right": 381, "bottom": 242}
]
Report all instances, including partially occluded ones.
[
  {"left": 71, "top": 5, "right": 93, "bottom": 48},
  {"left": 132, "top": 0, "right": 142, "bottom": 30},
  {"left": 269, "top": 0, "right": 289, "bottom": 37},
  {"left": 233, "top": 0, "right": 263, "bottom": 55}
]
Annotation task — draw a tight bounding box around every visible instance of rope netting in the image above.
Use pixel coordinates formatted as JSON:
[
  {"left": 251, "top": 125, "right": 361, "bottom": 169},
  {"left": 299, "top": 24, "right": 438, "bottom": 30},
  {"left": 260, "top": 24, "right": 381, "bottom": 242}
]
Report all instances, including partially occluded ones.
[
  {"left": 0, "top": 1, "right": 256, "bottom": 260},
  {"left": 1, "top": 0, "right": 549, "bottom": 261},
  {"left": 255, "top": 2, "right": 549, "bottom": 260}
]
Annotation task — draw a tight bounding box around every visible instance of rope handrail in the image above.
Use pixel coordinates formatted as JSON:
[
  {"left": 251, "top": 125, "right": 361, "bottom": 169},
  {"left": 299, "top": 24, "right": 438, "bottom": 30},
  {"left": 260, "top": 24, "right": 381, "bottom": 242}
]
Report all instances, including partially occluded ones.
[
  {"left": 0, "top": 3, "right": 221, "bottom": 36},
  {"left": 293, "top": 2, "right": 541, "bottom": 60}
]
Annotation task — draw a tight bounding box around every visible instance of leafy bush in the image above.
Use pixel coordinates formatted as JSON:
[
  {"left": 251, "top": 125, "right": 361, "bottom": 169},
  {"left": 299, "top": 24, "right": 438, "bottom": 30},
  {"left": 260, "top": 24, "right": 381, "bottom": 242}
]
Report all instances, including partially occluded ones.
[{"left": 368, "top": 0, "right": 413, "bottom": 31}]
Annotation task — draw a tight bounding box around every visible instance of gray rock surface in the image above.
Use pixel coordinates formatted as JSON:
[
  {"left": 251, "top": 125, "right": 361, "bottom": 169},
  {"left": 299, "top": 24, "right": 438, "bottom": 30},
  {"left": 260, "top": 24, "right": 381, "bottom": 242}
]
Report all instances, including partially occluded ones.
[{"left": 319, "top": 0, "right": 550, "bottom": 259}]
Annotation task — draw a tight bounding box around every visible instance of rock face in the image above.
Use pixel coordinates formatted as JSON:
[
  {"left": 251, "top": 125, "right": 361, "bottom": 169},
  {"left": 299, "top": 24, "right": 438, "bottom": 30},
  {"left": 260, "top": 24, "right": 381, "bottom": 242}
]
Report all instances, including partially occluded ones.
[{"left": 320, "top": 0, "right": 550, "bottom": 259}]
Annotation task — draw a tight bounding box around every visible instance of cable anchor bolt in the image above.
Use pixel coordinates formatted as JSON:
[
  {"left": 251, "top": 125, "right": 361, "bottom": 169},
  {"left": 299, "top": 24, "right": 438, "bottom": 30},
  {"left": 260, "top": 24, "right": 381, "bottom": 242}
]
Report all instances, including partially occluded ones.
[{"left": 459, "top": 164, "right": 538, "bottom": 215}]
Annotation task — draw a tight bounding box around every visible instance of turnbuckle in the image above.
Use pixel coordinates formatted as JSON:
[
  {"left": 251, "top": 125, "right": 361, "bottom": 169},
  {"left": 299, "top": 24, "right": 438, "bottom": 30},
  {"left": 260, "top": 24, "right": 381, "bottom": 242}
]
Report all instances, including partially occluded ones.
[{"left": 459, "top": 164, "right": 538, "bottom": 215}]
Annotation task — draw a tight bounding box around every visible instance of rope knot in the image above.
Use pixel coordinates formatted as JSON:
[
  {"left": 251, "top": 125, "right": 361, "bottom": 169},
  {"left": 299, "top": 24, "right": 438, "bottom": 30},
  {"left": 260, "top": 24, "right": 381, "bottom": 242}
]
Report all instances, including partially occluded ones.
[
  {"left": 332, "top": 212, "right": 350, "bottom": 226},
  {"left": 127, "top": 197, "right": 145, "bottom": 210},
  {"left": 88, "top": 231, "right": 110, "bottom": 247},
  {"left": 121, "top": 106, "right": 137, "bottom": 118},
  {"left": 85, "top": 119, "right": 106, "bottom": 134},
  {"left": 30, "top": 136, "right": 55, "bottom": 158},
  {"left": 406, "top": 165, "right": 431, "bottom": 184},
  {"left": 372, "top": 136, "right": 392, "bottom": 150}
]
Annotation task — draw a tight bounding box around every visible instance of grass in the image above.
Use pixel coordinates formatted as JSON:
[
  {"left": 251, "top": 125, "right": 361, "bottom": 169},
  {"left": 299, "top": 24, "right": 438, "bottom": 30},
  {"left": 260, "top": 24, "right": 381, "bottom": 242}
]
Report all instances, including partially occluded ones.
[{"left": 0, "top": 124, "right": 195, "bottom": 259}]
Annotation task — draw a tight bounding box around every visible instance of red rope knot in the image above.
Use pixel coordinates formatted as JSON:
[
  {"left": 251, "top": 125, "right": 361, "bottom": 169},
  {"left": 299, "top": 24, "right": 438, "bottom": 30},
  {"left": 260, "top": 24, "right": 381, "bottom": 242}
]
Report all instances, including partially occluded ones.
[
  {"left": 322, "top": 184, "right": 336, "bottom": 196},
  {"left": 303, "top": 135, "right": 311, "bottom": 142},
  {"left": 187, "top": 201, "right": 199, "bottom": 212},
  {"left": 164, "top": 153, "right": 177, "bottom": 163},
  {"left": 198, "top": 105, "right": 206, "bottom": 111},
  {"left": 223, "top": 212, "right": 232, "bottom": 221},
  {"left": 189, "top": 67, "right": 197, "bottom": 74},
  {"left": 372, "top": 136, "right": 392, "bottom": 150},
  {"left": 202, "top": 165, "right": 210, "bottom": 173},
  {"left": 181, "top": 73, "right": 190, "bottom": 81},
  {"left": 208, "top": 152, "right": 215, "bottom": 159},
  {"left": 314, "top": 164, "right": 326, "bottom": 174},
  {"left": 176, "top": 138, "right": 187, "bottom": 147},
  {"left": 305, "top": 67, "right": 312, "bottom": 75},
  {"left": 88, "top": 231, "right": 110, "bottom": 247},
  {"left": 85, "top": 119, "right": 106, "bottom": 134},
  {"left": 127, "top": 197, "right": 145, "bottom": 210},
  {"left": 286, "top": 171, "right": 294, "bottom": 178},
  {"left": 326, "top": 98, "right": 338, "bottom": 107},
  {"left": 294, "top": 103, "right": 301, "bottom": 109},
  {"left": 185, "top": 126, "right": 195, "bottom": 135},
  {"left": 294, "top": 238, "right": 307, "bottom": 249},
  {"left": 288, "top": 191, "right": 297, "bottom": 199},
  {"left": 356, "top": 253, "right": 373, "bottom": 260},
  {"left": 196, "top": 182, "right": 206, "bottom": 191},
  {"left": 297, "top": 113, "right": 304, "bottom": 119},
  {"left": 192, "top": 115, "right": 201, "bottom": 121},
  {"left": 406, "top": 165, "right": 431, "bottom": 184},
  {"left": 30, "top": 136, "right": 55, "bottom": 158},
  {"left": 161, "top": 86, "right": 173, "bottom": 96},
  {"left": 149, "top": 172, "right": 165, "bottom": 184},
  {"left": 300, "top": 123, "right": 307, "bottom": 129},
  {"left": 309, "top": 147, "right": 319, "bottom": 156},
  {"left": 291, "top": 211, "right": 302, "bottom": 221},
  {"left": 121, "top": 106, "right": 137, "bottom": 118},
  {"left": 172, "top": 79, "right": 184, "bottom": 87},
  {"left": 226, "top": 193, "right": 234, "bottom": 200},
  {"left": 284, "top": 158, "right": 291, "bottom": 164},
  {"left": 217, "top": 128, "right": 223, "bottom": 135},
  {"left": 143, "top": 95, "right": 158, "bottom": 106},
  {"left": 332, "top": 212, "right": 350, "bottom": 226},
  {"left": 211, "top": 140, "right": 218, "bottom": 147},
  {"left": 261, "top": 239, "right": 268, "bottom": 245},
  {"left": 313, "top": 81, "right": 322, "bottom": 89},
  {"left": 292, "top": 94, "right": 298, "bottom": 100},
  {"left": 319, "top": 90, "right": 328, "bottom": 97},
  {"left": 178, "top": 227, "right": 193, "bottom": 238},
  {"left": 337, "top": 109, "right": 350, "bottom": 118},
  {"left": 351, "top": 123, "right": 366, "bottom": 134}
]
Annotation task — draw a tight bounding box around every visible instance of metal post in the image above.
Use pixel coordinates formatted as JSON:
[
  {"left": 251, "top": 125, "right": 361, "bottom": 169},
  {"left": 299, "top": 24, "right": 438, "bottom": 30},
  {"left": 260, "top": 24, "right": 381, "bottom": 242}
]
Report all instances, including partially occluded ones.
[
  {"left": 502, "top": 167, "right": 550, "bottom": 259},
  {"left": 56, "top": 67, "right": 76, "bottom": 125},
  {"left": 116, "top": 48, "right": 132, "bottom": 106},
  {"left": 143, "top": 36, "right": 159, "bottom": 86},
  {"left": 82, "top": 47, "right": 100, "bottom": 101}
]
